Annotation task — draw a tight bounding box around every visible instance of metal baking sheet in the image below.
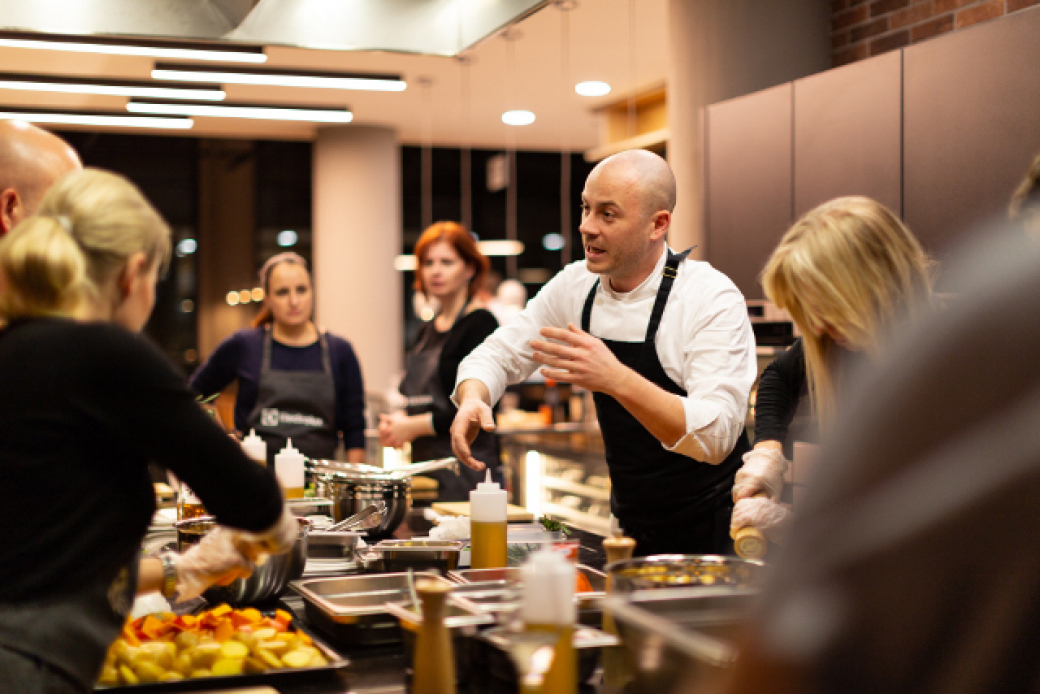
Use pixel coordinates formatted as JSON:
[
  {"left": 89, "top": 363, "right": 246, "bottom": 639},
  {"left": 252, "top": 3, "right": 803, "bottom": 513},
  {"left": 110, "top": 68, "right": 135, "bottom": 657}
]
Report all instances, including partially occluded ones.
[{"left": 95, "top": 616, "right": 348, "bottom": 692}]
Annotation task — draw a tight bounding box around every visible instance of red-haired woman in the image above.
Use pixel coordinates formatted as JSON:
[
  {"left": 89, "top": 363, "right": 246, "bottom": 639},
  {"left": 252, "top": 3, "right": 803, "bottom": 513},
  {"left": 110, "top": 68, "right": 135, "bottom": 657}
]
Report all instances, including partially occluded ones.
[{"left": 378, "top": 222, "right": 502, "bottom": 500}]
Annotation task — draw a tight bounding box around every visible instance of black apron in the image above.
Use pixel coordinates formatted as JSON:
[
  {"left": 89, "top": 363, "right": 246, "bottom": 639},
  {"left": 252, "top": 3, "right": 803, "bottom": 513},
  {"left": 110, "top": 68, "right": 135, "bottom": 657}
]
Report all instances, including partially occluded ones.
[
  {"left": 400, "top": 311, "right": 501, "bottom": 501},
  {"left": 0, "top": 561, "right": 136, "bottom": 693},
  {"left": 247, "top": 327, "right": 339, "bottom": 466},
  {"left": 582, "top": 249, "right": 749, "bottom": 557}
]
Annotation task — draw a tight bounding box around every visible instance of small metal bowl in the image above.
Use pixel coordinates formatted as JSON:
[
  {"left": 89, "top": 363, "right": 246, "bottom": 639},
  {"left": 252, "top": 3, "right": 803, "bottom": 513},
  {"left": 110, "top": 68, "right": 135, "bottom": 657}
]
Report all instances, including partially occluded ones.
[
  {"left": 367, "top": 539, "right": 465, "bottom": 573},
  {"left": 307, "top": 530, "right": 361, "bottom": 559},
  {"left": 173, "top": 515, "right": 310, "bottom": 606}
]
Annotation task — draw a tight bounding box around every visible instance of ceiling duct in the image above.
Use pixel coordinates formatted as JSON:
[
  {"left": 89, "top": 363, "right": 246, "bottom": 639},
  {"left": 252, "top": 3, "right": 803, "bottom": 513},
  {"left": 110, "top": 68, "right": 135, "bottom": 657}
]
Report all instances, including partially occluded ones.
[
  {"left": 0, "top": 0, "right": 254, "bottom": 40},
  {"left": 0, "top": 0, "right": 548, "bottom": 56}
]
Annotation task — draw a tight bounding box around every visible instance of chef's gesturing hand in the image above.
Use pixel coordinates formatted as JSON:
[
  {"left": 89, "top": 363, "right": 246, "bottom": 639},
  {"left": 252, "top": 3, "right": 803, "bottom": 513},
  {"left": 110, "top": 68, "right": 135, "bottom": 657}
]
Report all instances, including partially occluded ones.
[
  {"left": 450, "top": 380, "right": 494, "bottom": 471},
  {"left": 531, "top": 323, "right": 627, "bottom": 395}
]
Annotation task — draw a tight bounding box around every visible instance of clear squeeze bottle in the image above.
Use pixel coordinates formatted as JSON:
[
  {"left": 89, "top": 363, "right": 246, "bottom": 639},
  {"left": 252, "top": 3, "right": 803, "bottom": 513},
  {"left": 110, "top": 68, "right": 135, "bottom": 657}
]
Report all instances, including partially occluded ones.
[
  {"left": 274, "top": 438, "right": 305, "bottom": 499},
  {"left": 469, "top": 469, "right": 507, "bottom": 569},
  {"left": 521, "top": 548, "right": 577, "bottom": 694},
  {"left": 411, "top": 579, "right": 456, "bottom": 694},
  {"left": 241, "top": 429, "right": 267, "bottom": 467}
]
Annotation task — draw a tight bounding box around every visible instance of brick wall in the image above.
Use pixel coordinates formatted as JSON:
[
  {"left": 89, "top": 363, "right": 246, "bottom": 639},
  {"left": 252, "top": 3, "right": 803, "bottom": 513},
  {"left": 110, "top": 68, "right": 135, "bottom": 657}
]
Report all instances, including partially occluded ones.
[{"left": 832, "top": 0, "right": 1040, "bottom": 66}]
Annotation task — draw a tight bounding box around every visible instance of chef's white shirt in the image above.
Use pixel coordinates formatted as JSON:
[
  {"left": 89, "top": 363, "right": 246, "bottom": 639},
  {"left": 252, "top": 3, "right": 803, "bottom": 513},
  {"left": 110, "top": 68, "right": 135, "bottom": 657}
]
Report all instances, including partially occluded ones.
[{"left": 453, "top": 246, "right": 757, "bottom": 464}]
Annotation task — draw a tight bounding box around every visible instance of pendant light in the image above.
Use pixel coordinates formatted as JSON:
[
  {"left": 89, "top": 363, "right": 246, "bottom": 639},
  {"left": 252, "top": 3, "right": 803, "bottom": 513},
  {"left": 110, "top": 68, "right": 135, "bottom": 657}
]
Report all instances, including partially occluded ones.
[
  {"left": 503, "top": 28, "right": 520, "bottom": 279},
  {"left": 554, "top": 0, "right": 577, "bottom": 266},
  {"left": 458, "top": 54, "right": 474, "bottom": 234},
  {"left": 418, "top": 76, "right": 435, "bottom": 232}
]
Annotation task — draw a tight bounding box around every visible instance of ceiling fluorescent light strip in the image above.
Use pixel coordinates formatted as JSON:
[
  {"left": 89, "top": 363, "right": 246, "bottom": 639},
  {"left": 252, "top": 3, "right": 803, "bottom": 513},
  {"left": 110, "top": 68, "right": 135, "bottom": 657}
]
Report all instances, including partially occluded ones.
[
  {"left": 127, "top": 100, "right": 352, "bottom": 123},
  {"left": 152, "top": 63, "right": 406, "bottom": 92},
  {"left": 0, "top": 107, "right": 192, "bottom": 130},
  {"left": 0, "top": 72, "right": 225, "bottom": 101},
  {"left": 0, "top": 31, "right": 266, "bottom": 63}
]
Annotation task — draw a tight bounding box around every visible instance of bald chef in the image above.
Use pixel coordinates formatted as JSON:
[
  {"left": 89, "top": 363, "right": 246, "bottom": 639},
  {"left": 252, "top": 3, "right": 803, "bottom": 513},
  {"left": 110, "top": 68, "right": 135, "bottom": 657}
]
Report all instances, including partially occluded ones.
[{"left": 450, "top": 149, "right": 756, "bottom": 556}]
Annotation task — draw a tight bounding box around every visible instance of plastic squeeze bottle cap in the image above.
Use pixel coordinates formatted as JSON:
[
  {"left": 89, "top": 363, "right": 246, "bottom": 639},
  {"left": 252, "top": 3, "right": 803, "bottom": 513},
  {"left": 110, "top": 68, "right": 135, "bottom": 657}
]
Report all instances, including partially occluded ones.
[
  {"left": 521, "top": 547, "right": 576, "bottom": 626},
  {"left": 274, "top": 438, "right": 305, "bottom": 490},
  {"left": 241, "top": 429, "right": 267, "bottom": 465},
  {"left": 469, "top": 469, "right": 507, "bottom": 522}
]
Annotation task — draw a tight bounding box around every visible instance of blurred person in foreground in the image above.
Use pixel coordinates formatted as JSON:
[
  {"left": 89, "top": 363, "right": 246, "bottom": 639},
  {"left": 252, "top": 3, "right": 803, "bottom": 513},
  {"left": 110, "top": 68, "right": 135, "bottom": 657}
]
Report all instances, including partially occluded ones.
[
  {"left": 451, "top": 149, "right": 757, "bottom": 556},
  {"left": 378, "top": 221, "right": 502, "bottom": 499},
  {"left": 0, "top": 119, "right": 81, "bottom": 236},
  {"left": 1009, "top": 149, "right": 1040, "bottom": 238},
  {"left": 0, "top": 169, "right": 295, "bottom": 693},
  {"left": 190, "top": 252, "right": 367, "bottom": 465},
  {"left": 730, "top": 197, "right": 933, "bottom": 545}
]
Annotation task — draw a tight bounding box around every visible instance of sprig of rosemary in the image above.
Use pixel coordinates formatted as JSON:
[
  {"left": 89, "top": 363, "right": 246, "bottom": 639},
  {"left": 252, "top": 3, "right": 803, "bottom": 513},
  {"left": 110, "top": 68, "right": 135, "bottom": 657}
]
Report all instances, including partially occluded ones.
[{"left": 538, "top": 516, "right": 571, "bottom": 536}]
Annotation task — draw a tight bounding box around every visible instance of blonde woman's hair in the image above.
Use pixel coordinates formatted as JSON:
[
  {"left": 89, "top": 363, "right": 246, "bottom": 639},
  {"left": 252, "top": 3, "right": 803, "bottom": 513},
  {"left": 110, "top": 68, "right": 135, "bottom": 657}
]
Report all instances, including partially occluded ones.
[
  {"left": 761, "top": 196, "right": 933, "bottom": 427},
  {"left": 0, "top": 168, "right": 171, "bottom": 320}
]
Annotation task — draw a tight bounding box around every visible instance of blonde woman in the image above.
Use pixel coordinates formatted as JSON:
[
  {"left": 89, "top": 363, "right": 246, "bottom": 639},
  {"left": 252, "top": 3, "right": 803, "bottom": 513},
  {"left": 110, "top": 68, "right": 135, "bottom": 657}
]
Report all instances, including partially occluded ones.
[
  {"left": 732, "top": 196, "right": 933, "bottom": 542},
  {"left": 0, "top": 169, "right": 295, "bottom": 693}
]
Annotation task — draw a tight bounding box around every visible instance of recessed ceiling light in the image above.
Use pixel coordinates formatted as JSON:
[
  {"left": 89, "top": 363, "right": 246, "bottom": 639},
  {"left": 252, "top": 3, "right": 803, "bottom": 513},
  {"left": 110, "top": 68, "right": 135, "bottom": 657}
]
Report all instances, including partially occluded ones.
[
  {"left": 127, "top": 101, "right": 352, "bottom": 123},
  {"left": 502, "top": 110, "right": 535, "bottom": 126},
  {"left": 575, "top": 81, "right": 611, "bottom": 97},
  {"left": 0, "top": 31, "right": 267, "bottom": 63},
  {"left": 151, "top": 63, "right": 406, "bottom": 92}
]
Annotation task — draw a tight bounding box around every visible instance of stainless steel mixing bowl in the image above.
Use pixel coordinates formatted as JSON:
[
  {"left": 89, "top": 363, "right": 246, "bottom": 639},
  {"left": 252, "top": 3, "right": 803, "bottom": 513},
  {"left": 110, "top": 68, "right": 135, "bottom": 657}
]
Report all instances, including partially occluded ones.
[
  {"left": 312, "top": 474, "right": 411, "bottom": 541},
  {"left": 173, "top": 515, "right": 310, "bottom": 605}
]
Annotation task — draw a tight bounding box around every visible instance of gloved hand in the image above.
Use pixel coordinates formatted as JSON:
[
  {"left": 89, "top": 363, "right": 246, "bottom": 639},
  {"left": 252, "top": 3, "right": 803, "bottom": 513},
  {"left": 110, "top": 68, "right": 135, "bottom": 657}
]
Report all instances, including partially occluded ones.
[
  {"left": 232, "top": 504, "right": 300, "bottom": 565},
  {"left": 732, "top": 446, "right": 789, "bottom": 502},
  {"left": 172, "top": 527, "right": 253, "bottom": 602},
  {"left": 730, "top": 496, "right": 791, "bottom": 544}
]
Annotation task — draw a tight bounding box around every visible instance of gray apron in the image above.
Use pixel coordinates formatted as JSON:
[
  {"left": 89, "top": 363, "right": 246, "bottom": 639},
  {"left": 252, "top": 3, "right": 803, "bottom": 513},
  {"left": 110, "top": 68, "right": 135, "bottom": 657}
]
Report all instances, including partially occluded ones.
[
  {"left": 0, "top": 562, "right": 136, "bottom": 693},
  {"left": 401, "top": 312, "right": 500, "bottom": 501},
  {"left": 247, "top": 327, "right": 339, "bottom": 466}
]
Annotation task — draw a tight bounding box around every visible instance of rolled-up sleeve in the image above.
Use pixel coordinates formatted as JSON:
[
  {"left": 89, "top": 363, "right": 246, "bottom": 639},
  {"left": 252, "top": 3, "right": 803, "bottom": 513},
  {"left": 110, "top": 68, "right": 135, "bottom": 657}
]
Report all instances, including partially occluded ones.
[{"left": 664, "top": 286, "right": 757, "bottom": 464}]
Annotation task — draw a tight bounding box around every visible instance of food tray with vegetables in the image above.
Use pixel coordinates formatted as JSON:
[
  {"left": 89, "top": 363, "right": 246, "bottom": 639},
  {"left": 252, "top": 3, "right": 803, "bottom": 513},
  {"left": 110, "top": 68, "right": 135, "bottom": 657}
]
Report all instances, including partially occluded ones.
[{"left": 95, "top": 603, "right": 348, "bottom": 691}]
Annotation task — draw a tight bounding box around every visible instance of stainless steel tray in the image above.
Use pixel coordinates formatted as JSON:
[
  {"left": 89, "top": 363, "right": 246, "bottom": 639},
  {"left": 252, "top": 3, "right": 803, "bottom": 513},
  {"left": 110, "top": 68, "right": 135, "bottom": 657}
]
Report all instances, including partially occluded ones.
[
  {"left": 367, "top": 539, "right": 465, "bottom": 573},
  {"left": 291, "top": 571, "right": 493, "bottom": 646},
  {"left": 448, "top": 564, "right": 607, "bottom": 609},
  {"left": 604, "top": 586, "right": 759, "bottom": 694}
]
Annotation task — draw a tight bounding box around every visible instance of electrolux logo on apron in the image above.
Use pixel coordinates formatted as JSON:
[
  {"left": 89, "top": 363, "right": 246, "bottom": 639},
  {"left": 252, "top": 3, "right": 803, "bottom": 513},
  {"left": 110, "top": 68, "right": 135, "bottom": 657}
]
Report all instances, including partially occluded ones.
[{"left": 260, "top": 407, "right": 325, "bottom": 428}]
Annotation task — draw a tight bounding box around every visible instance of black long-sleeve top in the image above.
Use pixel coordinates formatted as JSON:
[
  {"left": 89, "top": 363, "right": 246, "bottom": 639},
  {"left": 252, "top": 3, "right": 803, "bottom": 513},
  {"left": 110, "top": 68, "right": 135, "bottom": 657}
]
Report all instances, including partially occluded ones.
[{"left": 754, "top": 338, "right": 813, "bottom": 446}]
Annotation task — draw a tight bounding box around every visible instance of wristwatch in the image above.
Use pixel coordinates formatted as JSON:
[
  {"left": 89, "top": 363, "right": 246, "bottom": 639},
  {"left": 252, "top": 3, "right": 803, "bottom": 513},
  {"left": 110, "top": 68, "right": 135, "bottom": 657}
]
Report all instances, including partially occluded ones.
[{"left": 158, "top": 552, "right": 178, "bottom": 599}]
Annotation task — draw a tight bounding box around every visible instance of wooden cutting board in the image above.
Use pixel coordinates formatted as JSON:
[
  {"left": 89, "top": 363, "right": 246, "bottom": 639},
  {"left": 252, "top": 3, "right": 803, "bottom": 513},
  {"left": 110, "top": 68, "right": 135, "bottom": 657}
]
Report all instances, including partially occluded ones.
[{"left": 432, "top": 501, "right": 535, "bottom": 522}]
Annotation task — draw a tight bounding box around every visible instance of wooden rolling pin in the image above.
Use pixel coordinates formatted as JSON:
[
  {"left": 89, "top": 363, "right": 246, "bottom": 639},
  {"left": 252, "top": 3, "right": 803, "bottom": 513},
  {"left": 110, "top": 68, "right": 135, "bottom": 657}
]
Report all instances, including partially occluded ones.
[{"left": 733, "top": 493, "right": 768, "bottom": 560}]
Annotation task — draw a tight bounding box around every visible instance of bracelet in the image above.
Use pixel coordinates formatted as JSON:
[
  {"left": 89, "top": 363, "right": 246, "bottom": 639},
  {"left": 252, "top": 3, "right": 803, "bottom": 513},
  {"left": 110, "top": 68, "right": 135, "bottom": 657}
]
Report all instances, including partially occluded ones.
[{"left": 158, "top": 552, "right": 178, "bottom": 599}]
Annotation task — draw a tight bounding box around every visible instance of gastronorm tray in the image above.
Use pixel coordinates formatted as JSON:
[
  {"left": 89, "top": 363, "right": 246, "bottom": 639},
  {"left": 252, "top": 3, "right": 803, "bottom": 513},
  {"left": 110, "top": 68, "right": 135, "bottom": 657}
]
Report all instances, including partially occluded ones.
[
  {"left": 448, "top": 564, "right": 607, "bottom": 609},
  {"left": 95, "top": 613, "right": 347, "bottom": 692},
  {"left": 290, "top": 571, "right": 493, "bottom": 646}
]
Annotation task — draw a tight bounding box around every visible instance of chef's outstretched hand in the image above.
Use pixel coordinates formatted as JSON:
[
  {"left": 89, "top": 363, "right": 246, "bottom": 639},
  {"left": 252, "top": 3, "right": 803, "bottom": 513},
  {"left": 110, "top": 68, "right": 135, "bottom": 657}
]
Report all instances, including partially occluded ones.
[
  {"left": 450, "top": 398, "right": 493, "bottom": 471},
  {"left": 378, "top": 411, "right": 413, "bottom": 448},
  {"left": 531, "top": 323, "right": 626, "bottom": 395}
]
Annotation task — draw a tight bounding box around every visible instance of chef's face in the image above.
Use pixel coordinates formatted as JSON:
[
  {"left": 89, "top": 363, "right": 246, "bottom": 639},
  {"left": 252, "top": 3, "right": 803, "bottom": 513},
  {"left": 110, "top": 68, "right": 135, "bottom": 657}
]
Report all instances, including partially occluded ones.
[
  {"left": 579, "top": 163, "right": 661, "bottom": 293},
  {"left": 266, "top": 262, "right": 313, "bottom": 328},
  {"left": 421, "top": 240, "right": 474, "bottom": 302}
]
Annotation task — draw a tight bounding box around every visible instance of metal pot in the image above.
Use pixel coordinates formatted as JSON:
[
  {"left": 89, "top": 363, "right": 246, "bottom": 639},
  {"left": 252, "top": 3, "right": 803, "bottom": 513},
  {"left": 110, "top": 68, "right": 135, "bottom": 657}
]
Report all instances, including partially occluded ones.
[
  {"left": 173, "top": 516, "right": 310, "bottom": 606},
  {"left": 313, "top": 474, "right": 411, "bottom": 541}
]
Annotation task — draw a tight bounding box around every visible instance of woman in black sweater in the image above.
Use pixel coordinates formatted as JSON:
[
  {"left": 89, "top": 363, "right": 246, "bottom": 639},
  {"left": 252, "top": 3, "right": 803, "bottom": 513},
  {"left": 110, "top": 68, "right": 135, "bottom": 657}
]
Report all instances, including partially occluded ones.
[
  {"left": 378, "top": 221, "right": 502, "bottom": 500},
  {"left": 732, "top": 196, "right": 934, "bottom": 542},
  {"left": 0, "top": 169, "right": 295, "bottom": 693}
]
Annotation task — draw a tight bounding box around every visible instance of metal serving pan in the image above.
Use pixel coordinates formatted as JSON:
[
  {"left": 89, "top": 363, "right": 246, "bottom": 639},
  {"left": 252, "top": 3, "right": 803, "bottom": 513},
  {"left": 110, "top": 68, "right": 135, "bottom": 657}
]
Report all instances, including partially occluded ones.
[
  {"left": 367, "top": 539, "right": 465, "bottom": 573},
  {"left": 604, "top": 586, "right": 759, "bottom": 694},
  {"left": 290, "top": 572, "right": 492, "bottom": 646}
]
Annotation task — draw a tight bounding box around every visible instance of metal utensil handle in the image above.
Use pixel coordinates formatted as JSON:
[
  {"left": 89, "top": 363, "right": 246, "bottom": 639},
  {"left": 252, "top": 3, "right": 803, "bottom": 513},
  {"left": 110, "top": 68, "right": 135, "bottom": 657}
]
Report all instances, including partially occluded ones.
[{"left": 390, "top": 456, "right": 460, "bottom": 479}]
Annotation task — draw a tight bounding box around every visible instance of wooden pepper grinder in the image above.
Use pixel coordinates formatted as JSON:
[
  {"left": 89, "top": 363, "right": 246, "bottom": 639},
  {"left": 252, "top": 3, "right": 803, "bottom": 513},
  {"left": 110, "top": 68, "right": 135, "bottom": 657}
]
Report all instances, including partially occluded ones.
[
  {"left": 733, "top": 492, "right": 769, "bottom": 560},
  {"left": 601, "top": 535, "right": 636, "bottom": 690},
  {"left": 412, "top": 579, "right": 456, "bottom": 694}
]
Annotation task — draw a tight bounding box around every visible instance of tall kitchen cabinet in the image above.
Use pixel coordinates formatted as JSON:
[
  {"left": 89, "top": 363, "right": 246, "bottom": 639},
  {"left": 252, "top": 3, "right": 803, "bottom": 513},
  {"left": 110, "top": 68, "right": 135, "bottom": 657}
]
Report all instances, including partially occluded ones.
[{"left": 704, "top": 5, "right": 1040, "bottom": 300}]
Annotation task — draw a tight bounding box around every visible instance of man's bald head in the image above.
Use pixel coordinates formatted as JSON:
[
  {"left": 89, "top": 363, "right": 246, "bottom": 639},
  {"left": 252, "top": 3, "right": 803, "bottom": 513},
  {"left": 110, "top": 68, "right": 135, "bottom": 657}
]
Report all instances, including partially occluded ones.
[
  {"left": 593, "top": 149, "right": 677, "bottom": 220},
  {"left": 0, "top": 120, "right": 82, "bottom": 234}
]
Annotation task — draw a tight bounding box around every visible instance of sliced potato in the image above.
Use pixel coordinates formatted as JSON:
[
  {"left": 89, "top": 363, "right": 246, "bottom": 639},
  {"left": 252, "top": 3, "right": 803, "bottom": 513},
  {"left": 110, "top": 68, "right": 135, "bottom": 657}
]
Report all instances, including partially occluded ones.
[
  {"left": 211, "top": 658, "right": 245, "bottom": 676},
  {"left": 220, "top": 640, "right": 249, "bottom": 660}
]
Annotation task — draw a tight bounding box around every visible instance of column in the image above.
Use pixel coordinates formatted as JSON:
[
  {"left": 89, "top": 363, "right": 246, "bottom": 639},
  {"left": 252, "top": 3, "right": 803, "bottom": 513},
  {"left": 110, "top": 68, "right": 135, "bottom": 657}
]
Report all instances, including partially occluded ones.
[
  {"left": 666, "top": 0, "right": 831, "bottom": 258},
  {"left": 312, "top": 126, "right": 403, "bottom": 405}
]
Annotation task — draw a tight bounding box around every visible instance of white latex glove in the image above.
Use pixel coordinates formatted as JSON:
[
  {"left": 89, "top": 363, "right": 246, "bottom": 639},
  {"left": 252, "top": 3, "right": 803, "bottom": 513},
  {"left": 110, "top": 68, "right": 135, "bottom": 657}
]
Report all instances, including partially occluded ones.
[
  {"left": 233, "top": 504, "right": 299, "bottom": 565},
  {"left": 732, "top": 447, "right": 789, "bottom": 502},
  {"left": 730, "top": 496, "right": 791, "bottom": 544},
  {"left": 172, "top": 527, "right": 253, "bottom": 602}
]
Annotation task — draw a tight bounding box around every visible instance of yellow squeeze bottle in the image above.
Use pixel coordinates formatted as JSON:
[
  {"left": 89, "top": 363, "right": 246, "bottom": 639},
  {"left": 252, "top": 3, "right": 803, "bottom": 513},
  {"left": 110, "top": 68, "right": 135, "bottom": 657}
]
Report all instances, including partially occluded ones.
[
  {"left": 469, "top": 470, "right": 507, "bottom": 569},
  {"left": 522, "top": 548, "right": 577, "bottom": 694}
]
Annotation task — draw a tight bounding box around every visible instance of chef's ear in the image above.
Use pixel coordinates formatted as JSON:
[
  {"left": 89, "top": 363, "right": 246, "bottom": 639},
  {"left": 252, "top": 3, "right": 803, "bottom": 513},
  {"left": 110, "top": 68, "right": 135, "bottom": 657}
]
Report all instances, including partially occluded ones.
[
  {"left": 649, "top": 210, "right": 671, "bottom": 241},
  {"left": 0, "top": 188, "right": 22, "bottom": 236}
]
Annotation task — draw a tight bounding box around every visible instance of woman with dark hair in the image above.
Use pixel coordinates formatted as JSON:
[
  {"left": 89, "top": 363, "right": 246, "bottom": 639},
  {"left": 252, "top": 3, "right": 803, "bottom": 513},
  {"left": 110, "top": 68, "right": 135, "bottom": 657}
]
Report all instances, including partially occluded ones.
[
  {"left": 190, "top": 252, "right": 367, "bottom": 465},
  {"left": 378, "top": 221, "right": 502, "bottom": 500}
]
